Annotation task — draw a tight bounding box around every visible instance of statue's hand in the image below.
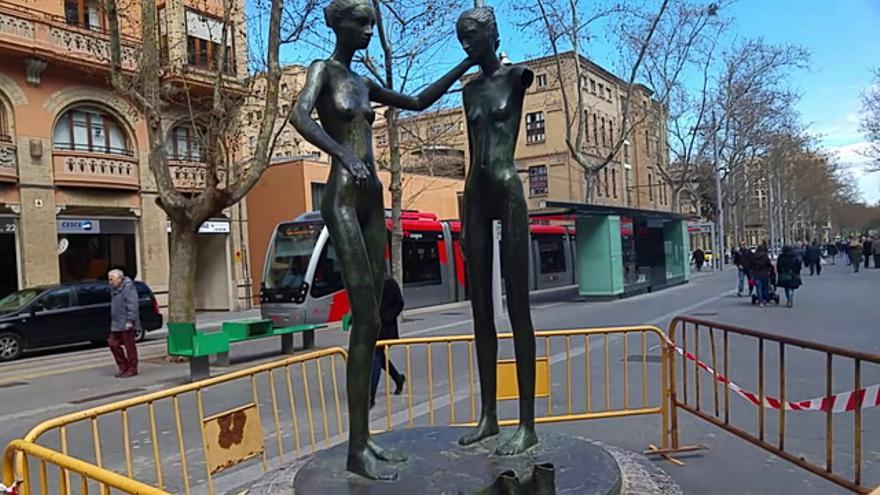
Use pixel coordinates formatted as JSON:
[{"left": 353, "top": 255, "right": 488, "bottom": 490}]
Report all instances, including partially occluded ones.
[{"left": 341, "top": 151, "right": 370, "bottom": 183}]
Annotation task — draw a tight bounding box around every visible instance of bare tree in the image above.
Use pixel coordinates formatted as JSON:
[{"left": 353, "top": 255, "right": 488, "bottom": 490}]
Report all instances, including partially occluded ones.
[
  {"left": 104, "top": 0, "right": 311, "bottom": 323},
  {"left": 860, "top": 68, "right": 880, "bottom": 171},
  {"left": 358, "top": 0, "right": 466, "bottom": 285}
]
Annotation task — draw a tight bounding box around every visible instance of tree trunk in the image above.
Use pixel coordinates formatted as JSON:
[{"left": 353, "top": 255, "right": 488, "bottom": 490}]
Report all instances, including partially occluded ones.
[
  {"left": 168, "top": 221, "right": 199, "bottom": 323},
  {"left": 387, "top": 108, "right": 403, "bottom": 286}
]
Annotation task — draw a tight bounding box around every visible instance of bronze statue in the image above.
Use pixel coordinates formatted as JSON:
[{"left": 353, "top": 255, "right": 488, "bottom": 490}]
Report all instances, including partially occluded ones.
[
  {"left": 456, "top": 6, "right": 539, "bottom": 455},
  {"left": 290, "top": 0, "right": 474, "bottom": 481}
]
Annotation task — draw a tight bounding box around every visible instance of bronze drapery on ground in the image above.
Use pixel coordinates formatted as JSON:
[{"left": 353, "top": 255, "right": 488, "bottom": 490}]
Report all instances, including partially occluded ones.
[{"left": 290, "top": 0, "right": 474, "bottom": 481}]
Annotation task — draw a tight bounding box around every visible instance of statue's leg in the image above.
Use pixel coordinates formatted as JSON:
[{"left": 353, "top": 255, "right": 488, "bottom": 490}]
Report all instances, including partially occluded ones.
[
  {"left": 496, "top": 189, "right": 538, "bottom": 456},
  {"left": 459, "top": 200, "right": 500, "bottom": 446},
  {"left": 362, "top": 201, "right": 407, "bottom": 464},
  {"left": 323, "top": 196, "right": 398, "bottom": 481}
]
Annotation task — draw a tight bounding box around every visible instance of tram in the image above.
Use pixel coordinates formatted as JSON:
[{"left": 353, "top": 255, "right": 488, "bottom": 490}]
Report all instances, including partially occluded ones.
[{"left": 259, "top": 210, "right": 577, "bottom": 327}]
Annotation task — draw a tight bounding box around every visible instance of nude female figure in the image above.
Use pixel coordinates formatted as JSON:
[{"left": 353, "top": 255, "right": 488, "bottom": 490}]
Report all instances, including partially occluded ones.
[
  {"left": 290, "top": 0, "right": 474, "bottom": 481},
  {"left": 455, "top": 6, "right": 539, "bottom": 456}
]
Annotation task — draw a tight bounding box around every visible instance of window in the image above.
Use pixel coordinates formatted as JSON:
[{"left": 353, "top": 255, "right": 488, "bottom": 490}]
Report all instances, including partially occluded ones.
[
  {"left": 536, "top": 236, "right": 566, "bottom": 274},
  {"left": 186, "top": 10, "right": 235, "bottom": 74},
  {"left": 590, "top": 79, "right": 596, "bottom": 93},
  {"left": 38, "top": 288, "right": 73, "bottom": 311},
  {"left": 525, "top": 112, "right": 545, "bottom": 144},
  {"left": 648, "top": 171, "right": 654, "bottom": 201},
  {"left": 608, "top": 119, "right": 614, "bottom": 145},
  {"left": 612, "top": 168, "right": 618, "bottom": 198},
  {"left": 603, "top": 168, "right": 609, "bottom": 196},
  {"left": 53, "top": 106, "right": 131, "bottom": 156},
  {"left": 624, "top": 143, "right": 630, "bottom": 164},
  {"left": 310, "top": 182, "right": 325, "bottom": 211},
  {"left": 583, "top": 111, "right": 589, "bottom": 141},
  {"left": 625, "top": 167, "right": 633, "bottom": 206},
  {"left": 536, "top": 73, "right": 548, "bottom": 88},
  {"left": 645, "top": 129, "right": 650, "bottom": 151},
  {"left": 64, "top": 0, "right": 104, "bottom": 31},
  {"left": 376, "top": 133, "right": 387, "bottom": 147},
  {"left": 165, "top": 125, "right": 203, "bottom": 162},
  {"left": 600, "top": 117, "right": 606, "bottom": 146},
  {"left": 592, "top": 114, "right": 598, "bottom": 144},
  {"left": 607, "top": 87, "right": 613, "bottom": 101},
  {"left": 76, "top": 284, "right": 111, "bottom": 306},
  {"left": 0, "top": 106, "right": 9, "bottom": 141},
  {"left": 528, "top": 165, "right": 548, "bottom": 197},
  {"left": 311, "top": 240, "right": 345, "bottom": 298},
  {"left": 402, "top": 238, "right": 441, "bottom": 286},
  {"left": 598, "top": 83, "right": 604, "bottom": 95}
]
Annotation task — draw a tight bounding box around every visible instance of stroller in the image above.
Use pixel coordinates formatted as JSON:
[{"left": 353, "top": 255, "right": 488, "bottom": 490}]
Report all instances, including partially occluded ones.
[{"left": 751, "top": 267, "right": 780, "bottom": 305}]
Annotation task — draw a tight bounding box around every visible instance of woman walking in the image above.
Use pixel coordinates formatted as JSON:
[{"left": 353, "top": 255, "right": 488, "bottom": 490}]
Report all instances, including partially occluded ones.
[
  {"left": 776, "top": 246, "right": 802, "bottom": 308},
  {"left": 751, "top": 244, "right": 773, "bottom": 307}
]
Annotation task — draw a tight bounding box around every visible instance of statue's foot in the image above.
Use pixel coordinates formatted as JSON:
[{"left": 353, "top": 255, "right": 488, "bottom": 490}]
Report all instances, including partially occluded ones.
[
  {"left": 458, "top": 415, "right": 499, "bottom": 446},
  {"left": 495, "top": 425, "right": 538, "bottom": 456},
  {"left": 367, "top": 437, "right": 407, "bottom": 463},
  {"left": 347, "top": 446, "right": 399, "bottom": 481}
]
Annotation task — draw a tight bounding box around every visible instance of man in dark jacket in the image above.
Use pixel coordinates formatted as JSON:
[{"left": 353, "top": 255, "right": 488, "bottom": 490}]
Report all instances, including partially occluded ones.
[
  {"left": 692, "top": 248, "right": 706, "bottom": 272},
  {"left": 864, "top": 238, "right": 873, "bottom": 269},
  {"left": 733, "top": 242, "right": 748, "bottom": 296},
  {"left": 805, "top": 241, "right": 822, "bottom": 276},
  {"left": 108, "top": 269, "right": 140, "bottom": 378},
  {"left": 371, "top": 277, "right": 406, "bottom": 408}
]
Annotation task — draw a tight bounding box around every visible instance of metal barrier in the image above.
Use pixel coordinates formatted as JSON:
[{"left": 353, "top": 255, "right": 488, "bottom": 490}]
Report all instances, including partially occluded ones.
[
  {"left": 669, "top": 316, "right": 880, "bottom": 494},
  {"left": 6, "top": 347, "right": 348, "bottom": 495},
  {"left": 375, "top": 326, "right": 676, "bottom": 450}
]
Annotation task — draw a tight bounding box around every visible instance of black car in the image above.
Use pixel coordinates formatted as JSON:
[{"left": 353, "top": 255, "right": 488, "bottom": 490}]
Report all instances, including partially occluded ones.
[{"left": 0, "top": 280, "right": 164, "bottom": 361}]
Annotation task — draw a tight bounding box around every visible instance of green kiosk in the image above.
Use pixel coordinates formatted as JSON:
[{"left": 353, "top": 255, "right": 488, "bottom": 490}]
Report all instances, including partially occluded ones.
[{"left": 540, "top": 202, "right": 691, "bottom": 298}]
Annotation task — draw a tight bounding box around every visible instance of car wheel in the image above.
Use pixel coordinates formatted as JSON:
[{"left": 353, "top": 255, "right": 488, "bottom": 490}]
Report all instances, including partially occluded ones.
[
  {"left": 136, "top": 327, "right": 147, "bottom": 342},
  {"left": 0, "top": 332, "right": 24, "bottom": 362}
]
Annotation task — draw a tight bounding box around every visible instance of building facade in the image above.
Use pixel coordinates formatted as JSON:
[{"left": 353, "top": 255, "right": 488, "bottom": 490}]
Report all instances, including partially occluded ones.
[{"left": 0, "top": 0, "right": 252, "bottom": 311}]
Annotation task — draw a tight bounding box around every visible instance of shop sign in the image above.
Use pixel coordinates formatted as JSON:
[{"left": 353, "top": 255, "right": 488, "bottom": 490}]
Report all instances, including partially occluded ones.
[
  {"left": 58, "top": 219, "right": 101, "bottom": 234},
  {"left": 166, "top": 220, "right": 231, "bottom": 234},
  {"left": 0, "top": 219, "right": 14, "bottom": 234}
]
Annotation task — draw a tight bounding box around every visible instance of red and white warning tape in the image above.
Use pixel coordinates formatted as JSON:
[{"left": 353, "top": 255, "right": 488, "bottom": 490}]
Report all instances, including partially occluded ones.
[{"left": 675, "top": 346, "right": 880, "bottom": 413}]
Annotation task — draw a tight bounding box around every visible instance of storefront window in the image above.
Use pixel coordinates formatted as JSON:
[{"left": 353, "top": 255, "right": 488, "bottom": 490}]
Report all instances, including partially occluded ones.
[
  {"left": 0, "top": 223, "right": 17, "bottom": 299},
  {"left": 402, "top": 238, "right": 441, "bottom": 286},
  {"left": 536, "top": 236, "right": 566, "bottom": 274},
  {"left": 58, "top": 220, "right": 137, "bottom": 283}
]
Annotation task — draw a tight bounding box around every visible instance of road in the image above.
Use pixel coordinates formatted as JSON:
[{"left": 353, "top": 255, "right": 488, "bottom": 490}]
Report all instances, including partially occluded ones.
[{"left": 1, "top": 264, "right": 877, "bottom": 494}]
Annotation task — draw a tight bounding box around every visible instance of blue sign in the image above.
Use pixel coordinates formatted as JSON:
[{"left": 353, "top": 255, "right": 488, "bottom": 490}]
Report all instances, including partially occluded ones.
[{"left": 57, "top": 219, "right": 101, "bottom": 234}]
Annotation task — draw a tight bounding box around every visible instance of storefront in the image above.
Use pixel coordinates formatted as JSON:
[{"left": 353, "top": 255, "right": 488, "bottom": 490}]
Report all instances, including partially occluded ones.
[
  {"left": 538, "top": 202, "right": 690, "bottom": 298},
  {"left": 167, "top": 219, "right": 232, "bottom": 311},
  {"left": 0, "top": 216, "right": 19, "bottom": 298},
  {"left": 57, "top": 217, "right": 139, "bottom": 283}
]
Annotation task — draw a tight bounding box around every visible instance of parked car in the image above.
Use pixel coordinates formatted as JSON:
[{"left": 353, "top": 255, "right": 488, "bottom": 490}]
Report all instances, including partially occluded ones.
[{"left": 0, "top": 280, "right": 164, "bottom": 361}]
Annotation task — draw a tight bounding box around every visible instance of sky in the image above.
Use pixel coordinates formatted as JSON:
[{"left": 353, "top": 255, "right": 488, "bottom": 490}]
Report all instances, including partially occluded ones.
[{"left": 272, "top": 0, "right": 879, "bottom": 202}]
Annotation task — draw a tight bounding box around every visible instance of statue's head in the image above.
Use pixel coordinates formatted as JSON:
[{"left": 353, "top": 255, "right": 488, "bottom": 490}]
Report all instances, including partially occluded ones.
[
  {"left": 325, "top": 0, "right": 375, "bottom": 50},
  {"left": 456, "top": 7, "right": 500, "bottom": 58}
]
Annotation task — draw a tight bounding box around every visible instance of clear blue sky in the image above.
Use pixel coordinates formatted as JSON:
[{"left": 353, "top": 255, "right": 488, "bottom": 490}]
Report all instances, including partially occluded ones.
[{"left": 273, "top": 0, "right": 879, "bottom": 201}]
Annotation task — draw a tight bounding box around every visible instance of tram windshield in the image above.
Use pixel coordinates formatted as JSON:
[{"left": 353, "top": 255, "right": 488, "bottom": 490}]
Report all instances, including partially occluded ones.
[{"left": 264, "top": 222, "right": 321, "bottom": 291}]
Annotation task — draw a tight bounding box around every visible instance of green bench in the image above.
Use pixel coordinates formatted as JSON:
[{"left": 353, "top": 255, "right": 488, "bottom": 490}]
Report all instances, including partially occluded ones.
[
  {"left": 214, "top": 319, "right": 325, "bottom": 367},
  {"left": 167, "top": 319, "right": 325, "bottom": 382},
  {"left": 166, "top": 322, "right": 230, "bottom": 381}
]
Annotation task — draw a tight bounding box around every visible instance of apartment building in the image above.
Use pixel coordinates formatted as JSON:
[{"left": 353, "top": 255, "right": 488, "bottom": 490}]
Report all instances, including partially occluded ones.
[{"left": 0, "top": 0, "right": 252, "bottom": 310}]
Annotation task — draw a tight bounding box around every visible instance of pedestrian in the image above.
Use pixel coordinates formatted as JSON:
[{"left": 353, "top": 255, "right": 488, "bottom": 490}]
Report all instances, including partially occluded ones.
[
  {"left": 863, "top": 237, "right": 873, "bottom": 269},
  {"left": 751, "top": 244, "right": 773, "bottom": 307},
  {"left": 805, "top": 240, "right": 822, "bottom": 276},
  {"left": 734, "top": 242, "right": 748, "bottom": 297},
  {"left": 692, "top": 248, "right": 706, "bottom": 272},
  {"left": 370, "top": 276, "right": 406, "bottom": 409},
  {"left": 776, "top": 246, "right": 802, "bottom": 308},
  {"left": 108, "top": 269, "right": 139, "bottom": 378},
  {"left": 841, "top": 240, "right": 852, "bottom": 265},
  {"left": 873, "top": 238, "right": 880, "bottom": 269},
  {"left": 826, "top": 242, "right": 838, "bottom": 265},
  {"left": 850, "top": 238, "right": 863, "bottom": 273}
]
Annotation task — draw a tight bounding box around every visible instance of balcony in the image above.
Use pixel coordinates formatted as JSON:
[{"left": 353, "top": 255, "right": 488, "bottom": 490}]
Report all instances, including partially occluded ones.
[
  {"left": 0, "top": 1, "right": 139, "bottom": 71},
  {"left": 0, "top": 135, "right": 17, "bottom": 183},
  {"left": 169, "top": 160, "right": 227, "bottom": 192},
  {"left": 53, "top": 149, "right": 139, "bottom": 190}
]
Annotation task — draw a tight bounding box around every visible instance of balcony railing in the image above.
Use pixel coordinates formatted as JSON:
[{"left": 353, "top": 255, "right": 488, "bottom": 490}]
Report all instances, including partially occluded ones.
[
  {"left": 0, "top": 1, "right": 138, "bottom": 70},
  {"left": 53, "top": 150, "right": 139, "bottom": 190},
  {"left": 169, "top": 160, "right": 227, "bottom": 192},
  {"left": 0, "top": 136, "right": 17, "bottom": 183}
]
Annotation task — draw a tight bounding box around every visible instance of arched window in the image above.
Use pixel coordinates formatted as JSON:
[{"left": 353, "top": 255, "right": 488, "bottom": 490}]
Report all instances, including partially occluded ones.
[
  {"left": 0, "top": 104, "right": 9, "bottom": 143},
  {"left": 53, "top": 106, "right": 131, "bottom": 156},
  {"left": 165, "top": 125, "right": 203, "bottom": 162}
]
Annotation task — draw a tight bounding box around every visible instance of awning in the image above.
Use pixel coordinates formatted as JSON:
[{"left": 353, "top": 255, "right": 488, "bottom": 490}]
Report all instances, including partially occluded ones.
[{"left": 534, "top": 201, "right": 694, "bottom": 222}]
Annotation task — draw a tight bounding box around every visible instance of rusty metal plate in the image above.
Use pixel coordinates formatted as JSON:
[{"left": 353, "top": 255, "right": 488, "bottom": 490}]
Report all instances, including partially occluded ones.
[
  {"left": 496, "top": 357, "right": 550, "bottom": 400},
  {"left": 203, "top": 403, "right": 264, "bottom": 474}
]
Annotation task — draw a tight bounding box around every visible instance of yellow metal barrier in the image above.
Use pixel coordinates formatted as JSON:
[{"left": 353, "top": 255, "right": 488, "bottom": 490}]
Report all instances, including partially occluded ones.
[
  {"left": 376, "top": 326, "right": 676, "bottom": 450},
  {"left": 7, "top": 347, "right": 348, "bottom": 495},
  {"left": 669, "top": 316, "right": 880, "bottom": 494},
  {"left": 3, "top": 440, "right": 169, "bottom": 495}
]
